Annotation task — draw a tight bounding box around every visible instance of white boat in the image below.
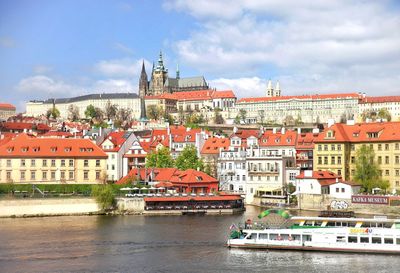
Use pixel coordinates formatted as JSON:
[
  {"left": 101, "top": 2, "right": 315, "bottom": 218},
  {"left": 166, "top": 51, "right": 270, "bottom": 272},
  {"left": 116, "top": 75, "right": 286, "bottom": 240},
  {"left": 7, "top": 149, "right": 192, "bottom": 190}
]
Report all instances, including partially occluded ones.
[{"left": 227, "top": 210, "right": 400, "bottom": 254}]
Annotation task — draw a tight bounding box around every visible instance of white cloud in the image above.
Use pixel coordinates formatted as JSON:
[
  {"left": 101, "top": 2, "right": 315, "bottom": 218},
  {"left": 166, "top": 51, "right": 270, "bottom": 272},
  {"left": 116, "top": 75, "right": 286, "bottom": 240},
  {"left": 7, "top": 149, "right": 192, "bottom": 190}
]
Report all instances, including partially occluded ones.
[
  {"left": 93, "top": 79, "right": 136, "bottom": 93},
  {"left": 94, "top": 58, "right": 151, "bottom": 78},
  {"left": 166, "top": 0, "right": 400, "bottom": 96},
  {"left": 210, "top": 77, "right": 266, "bottom": 98},
  {"left": 33, "top": 65, "right": 53, "bottom": 74},
  {"left": 15, "top": 75, "right": 82, "bottom": 96}
]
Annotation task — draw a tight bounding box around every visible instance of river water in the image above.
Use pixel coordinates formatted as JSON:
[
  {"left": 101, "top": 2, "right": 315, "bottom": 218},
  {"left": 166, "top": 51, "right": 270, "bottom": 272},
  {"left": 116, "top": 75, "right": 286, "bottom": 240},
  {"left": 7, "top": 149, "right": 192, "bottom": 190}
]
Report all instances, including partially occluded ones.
[{"left": 1, "top": 206, "right": 399, "bottom": 273}]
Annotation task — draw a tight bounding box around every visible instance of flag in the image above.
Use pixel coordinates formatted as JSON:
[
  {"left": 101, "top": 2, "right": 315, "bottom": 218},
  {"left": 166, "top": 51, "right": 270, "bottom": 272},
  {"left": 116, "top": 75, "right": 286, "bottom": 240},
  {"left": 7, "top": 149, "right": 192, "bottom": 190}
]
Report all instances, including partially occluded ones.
[{"left": 229, "top": 223, "right": 237, "bottom": 230}]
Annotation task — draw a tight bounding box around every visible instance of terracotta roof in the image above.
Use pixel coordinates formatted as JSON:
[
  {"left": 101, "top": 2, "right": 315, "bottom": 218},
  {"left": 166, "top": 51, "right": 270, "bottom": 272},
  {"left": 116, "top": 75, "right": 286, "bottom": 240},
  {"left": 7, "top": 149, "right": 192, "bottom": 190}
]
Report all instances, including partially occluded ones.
[
  {"left": 237, "top": 93, "right": 360, "bottom": 104},
  {"left": 360, "top": 96, "right": 400, "bottom": 104},
  {"left": 0, "top": 103, "right": 16, "bottom": 110},
  {"left": 296, "top": 170, "right": 340, "bottom": 180},
  {"left": 101, "top": 131, "right": 130, "bottom": 152},
  {"left": 258, "top": 130, "right": 297, "bottom": 147},
  {"left": 296, "top": 132, "right": 319, "bottom": 149},
  {"left": 201, "top": 137, "right": 229, "bottom": 154},
  {"left": 161, "top": 90, "right": 236, "bottom": 101},
  {"left": 170, "top": 169, "right": 218, "bottom": 184},
  {"left": 315, "top": 122, "right": 400, "bottom": 143},
  {"left": 1, "top": 122, "right": 51, "bottom": 131},
  {"left": 41, "top": 131, "right": 74, "bottom": 138},
  {"left": 0, "top": 133, "right": 107, "bottom": 158}
]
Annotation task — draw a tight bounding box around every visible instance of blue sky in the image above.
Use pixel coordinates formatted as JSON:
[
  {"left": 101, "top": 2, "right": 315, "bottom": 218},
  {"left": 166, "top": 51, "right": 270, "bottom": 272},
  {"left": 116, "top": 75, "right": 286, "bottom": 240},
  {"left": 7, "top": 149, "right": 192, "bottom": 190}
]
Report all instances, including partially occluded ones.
[{"left": 1, "top": 0, "right": 400, "bottom": 111}]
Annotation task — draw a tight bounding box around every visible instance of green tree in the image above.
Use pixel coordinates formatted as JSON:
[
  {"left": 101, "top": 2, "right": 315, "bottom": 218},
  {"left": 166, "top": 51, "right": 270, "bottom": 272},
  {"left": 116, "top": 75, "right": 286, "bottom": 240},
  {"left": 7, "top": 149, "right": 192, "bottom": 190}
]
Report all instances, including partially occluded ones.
[
  {"left": 239, "top": 109, "right": 247, "bottom": 124},
  {"left": 377, "top": 108, "right": 391, "bottom": 121},
  {"left": 214, "top": 107, "right": 225, "bottom": 124},
  {"left": 354, "top": 144, "right": 384, "bottom": 193},
  {"left": 105, "top": 100, "right": 118, "bottom": 121},
  {"left": 164, "top": 113, "right": 175, "bottom": 125},
  {"left": 85, "top": 104, "right": 104, "bottom": 124},
  {"left": 145, "top": 147, "right": 175, "bottom": 168},
  {"left": 68, "top": 104, "right": 80, "bottom": 121},
  {"left": 91, "top": 184, "right": 115, "bottom": 211},
  {"left": 46, "top": 107, "right": 60, "bottom": 119},
  {"left": 257, "top": 110, "right": 265, "bottom": 125},
  {"left": 147, "top": 105, "right": 165, "bottom": 120},
  {"left": 175, "top": 145, "right": 204, "bottom": 171}
]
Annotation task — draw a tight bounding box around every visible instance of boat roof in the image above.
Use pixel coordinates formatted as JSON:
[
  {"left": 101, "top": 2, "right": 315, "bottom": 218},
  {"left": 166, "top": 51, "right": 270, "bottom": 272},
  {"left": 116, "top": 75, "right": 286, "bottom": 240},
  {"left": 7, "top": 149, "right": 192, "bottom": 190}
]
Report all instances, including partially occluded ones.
[{"left": 291, "top": 216, "right": 400, "bottom": 223}]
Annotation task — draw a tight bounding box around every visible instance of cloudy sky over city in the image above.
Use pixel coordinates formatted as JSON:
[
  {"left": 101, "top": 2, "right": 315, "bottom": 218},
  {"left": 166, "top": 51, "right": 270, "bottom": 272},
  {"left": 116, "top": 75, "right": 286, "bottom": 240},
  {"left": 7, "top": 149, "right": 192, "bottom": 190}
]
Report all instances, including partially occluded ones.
[{"left": 1, "top": 0, "right": 399, "bottom": 110}]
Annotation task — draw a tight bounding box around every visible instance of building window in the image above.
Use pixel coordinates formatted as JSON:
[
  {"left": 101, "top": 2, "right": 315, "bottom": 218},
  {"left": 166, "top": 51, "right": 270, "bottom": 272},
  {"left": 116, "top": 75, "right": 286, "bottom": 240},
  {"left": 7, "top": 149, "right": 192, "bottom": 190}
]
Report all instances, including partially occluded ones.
[
  {"left": 31, "top": 159, "right": 36, "bottom": 167},
  {"left": 96, "top": 171, "right": 100, "bottom": 180},
  {"left": 43, "top": 159, "right": 47, "bottom": 167},
  {"left": 385, "top": 144, "right": 389, "bottom": 150},
  {"left": 61, "top": 160, "right": 65, "bottom": 167},
  {"left": 84, "top": 160, "right": 89, "bottom": 167},
  {"left": 236, "top": 175, "right": 240, "bottom": 181},
  {"left": 21, "top": 159, "right": 26, "bottom": 167},
  {"left": 84, "top": 171, "right": 89, "bottom": 180},
  {"left": 396, "top": 143, "right": 399, "bottom": 150},
  {"left": 318, "top": 145, "right": 322, "bottom": 151},
  {"left": 350, "top": 144, "right": 355, "bottom": 151},
  {"left": 42, "top": 171, "right": 47, "bottom": 180},
  {"left": 395, "top": 170, "right": 399, "bottom": 177},
  {"left": 341, "top": 188, "right": 345, "bottom": 193},
  {"left": 96, "top": 160, "right": 100, "bottom": 167},
  {"left": 337, "top": 145, "right": 342, "bottom": 151},
  {"left": 336, "top": 188, "right": 339, "bottom": 193},
  {"left": 30, "top": 171, "right": 36, "bottom": 180},
  {"left": 385, "top": 156, "right": 389, "bottom": 164},
  {"left": 69, "top": 159, "right": 74, "bottom": 167},
  {"left": 61, "top": 171, "right": 65, "bottom": 180},
  {"left": 385, "top": 170, "right": 390, "bottom": 176},
  {"left": 318, "top": 157, "right": 322, "bottom": 165},
  {"left": 6, "top": 159, "right": 11, "bottom": 167},
  {"left": 378, "top": 156, "right": 382, "bottom": 164},
  {"left": 378, "top": 144, "right": 382, "bottom": 151},
  {"left": 351, "top": 169, "right": 355, "bottom": 176},
  {"left": 69, "top": 171, "right": 74, "bottom": 180},
  {"left": 6, "top": 171, "right": 11, "bottom": 180},
  {"left": 112, "top": 165, "right": 115, "bottom": 170},
  {"left": 331, "top": 156, "right": 335, "bottom": 165},
  {"left": 51, "top": 160, "right": 56, "bottom": 167},
  {"left": 396, "top": 156, "right": 399, "bottom": 164},
  {"left": 332, "top": 144, "right": 336, "bottom": 151},
  {"left": 351, "top": 156, "right": 355, "bottom": 164},
  {"left": 242, "top": 175, "right": 246, "bottom": 181},
  {"left": 324, "top": 145, "right": 328, "bottom": 151},
  {"left": 338, "top": 169, "right": 342, "bottom": 176},
  {"left": 338, "top": 157, "right": 342, "bottom": 164},
  {"left": 51, "top": 171, "right": 56, "bottom": 180},
  {"left": 20, "top": 171, "right": 25, "bottom": 180},
  {"left": 324, "top": 157, "right": 328, "bottom": 165}
]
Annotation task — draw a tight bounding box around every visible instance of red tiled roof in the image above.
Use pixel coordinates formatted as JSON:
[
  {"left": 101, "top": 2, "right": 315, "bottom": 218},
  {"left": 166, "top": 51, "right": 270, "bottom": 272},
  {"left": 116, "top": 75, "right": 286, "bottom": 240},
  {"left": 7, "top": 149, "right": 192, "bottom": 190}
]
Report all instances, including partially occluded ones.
[
  {"left": 154, "top": 90, "right": 236, "bottom": 101},
  {"left": 201, "top": 137, "right": 229, "bottom": 154},
  {"left": 296, "top": 132, "right": 319, "bottom": 149},
  {"left": 258, "top": 130, "right": 297, "bottom": 147},
  {"left": 296, "top": 170, "right": 340, "bottom": 180},
  {"left": 1, "top": 122, "right": 51, "bottom": 131},
  {"left": 237, "top": 93, "right": 360, "bottom": 103},
  {"left": 315, "top": 122, "right": 400, "bottom": 143},
  {"left": 360, "top": 96, "right": 400, "bottom": 104},
  {"left": 101, "top": 131, "right": 128, "bottom": 152},
  {"left": 0, "top": 133, "right": 107, "bottom": 158},
  {"left": 0, "top": 103, "right": 16, "bottom": 110},
  {"left": 170, "top": 169, "right": 218, "bottom": 184},
  {"left": 41, "top": 131, "right": 74, "bottom": 138}
]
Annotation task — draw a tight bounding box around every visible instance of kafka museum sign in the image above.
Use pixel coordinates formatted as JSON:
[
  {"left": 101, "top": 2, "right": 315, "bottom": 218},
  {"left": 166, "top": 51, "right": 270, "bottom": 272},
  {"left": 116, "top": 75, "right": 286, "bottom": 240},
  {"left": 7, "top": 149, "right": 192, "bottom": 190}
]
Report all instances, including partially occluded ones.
[{"left": 351, "top": 195, "right": 389, "bottom": 205}]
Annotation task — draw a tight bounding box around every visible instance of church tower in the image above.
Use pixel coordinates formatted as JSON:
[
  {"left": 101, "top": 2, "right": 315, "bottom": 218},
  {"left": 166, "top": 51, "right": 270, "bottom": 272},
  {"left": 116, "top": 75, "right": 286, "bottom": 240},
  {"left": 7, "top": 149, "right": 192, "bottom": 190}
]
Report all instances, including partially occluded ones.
[
  {"left": 274, "top": 81, "right": 281, "bottom": 97},
  {"left": 266, "top": 79, "right": 274, "bottom": 97},
  {"left": 138, "top": 60, "right": 148, "bottom": 98},
  {"left": 151, "top": 51, "right": 168, "bottom": 95}
]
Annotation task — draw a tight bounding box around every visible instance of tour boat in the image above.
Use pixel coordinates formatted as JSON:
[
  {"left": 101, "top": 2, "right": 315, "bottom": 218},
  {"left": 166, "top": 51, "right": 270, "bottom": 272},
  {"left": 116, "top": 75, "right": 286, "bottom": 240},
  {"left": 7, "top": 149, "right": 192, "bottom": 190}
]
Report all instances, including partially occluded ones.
[{"left": 227, "top": 210, "right": 400, "bottom": 254}]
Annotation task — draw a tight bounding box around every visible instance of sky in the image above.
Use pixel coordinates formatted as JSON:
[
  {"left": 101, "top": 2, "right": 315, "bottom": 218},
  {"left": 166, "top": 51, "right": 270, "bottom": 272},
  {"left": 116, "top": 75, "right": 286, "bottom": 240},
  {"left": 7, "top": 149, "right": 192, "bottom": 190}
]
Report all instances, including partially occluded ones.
[{"left": 0, "top": 0, "right": 399, "bottom": 111}]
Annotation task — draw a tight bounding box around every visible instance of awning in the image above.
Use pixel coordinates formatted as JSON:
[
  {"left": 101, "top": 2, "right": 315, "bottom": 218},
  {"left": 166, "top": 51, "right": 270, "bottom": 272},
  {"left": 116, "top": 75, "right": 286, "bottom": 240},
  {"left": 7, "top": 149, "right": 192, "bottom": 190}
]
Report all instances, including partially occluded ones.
[{"left": 256, "top": 187, "right": 282, "bottom": 192}]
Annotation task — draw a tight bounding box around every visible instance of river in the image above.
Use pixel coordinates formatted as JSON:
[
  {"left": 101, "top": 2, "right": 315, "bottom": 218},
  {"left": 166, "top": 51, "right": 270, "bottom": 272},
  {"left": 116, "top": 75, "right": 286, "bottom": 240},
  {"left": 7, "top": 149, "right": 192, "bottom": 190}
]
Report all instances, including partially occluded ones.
[{"left": 0, "top": 206, "right": 399, "bottom": 273}]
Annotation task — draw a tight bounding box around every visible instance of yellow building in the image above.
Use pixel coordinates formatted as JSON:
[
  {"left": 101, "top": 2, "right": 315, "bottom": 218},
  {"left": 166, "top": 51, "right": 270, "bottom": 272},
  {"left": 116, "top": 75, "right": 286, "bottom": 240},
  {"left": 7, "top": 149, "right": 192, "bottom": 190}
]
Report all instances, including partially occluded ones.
[
  {"left": 0, "top": 134, "right": 107, "bottom": 184},
  {"left": 314, "top": 122, "right": 400, "bottom": 191}
]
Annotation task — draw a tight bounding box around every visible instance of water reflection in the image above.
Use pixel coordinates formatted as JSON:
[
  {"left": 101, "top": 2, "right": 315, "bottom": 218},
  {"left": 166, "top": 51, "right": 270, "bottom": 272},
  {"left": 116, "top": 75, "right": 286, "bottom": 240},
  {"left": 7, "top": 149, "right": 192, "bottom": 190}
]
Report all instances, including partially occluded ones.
[{"left": 0, "top": 207, "right": 398, "bottom": 273}]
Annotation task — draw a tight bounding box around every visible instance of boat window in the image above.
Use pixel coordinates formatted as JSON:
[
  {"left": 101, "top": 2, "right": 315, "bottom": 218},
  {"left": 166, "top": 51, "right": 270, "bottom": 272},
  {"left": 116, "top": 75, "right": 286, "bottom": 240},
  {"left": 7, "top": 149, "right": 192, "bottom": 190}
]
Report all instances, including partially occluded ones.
[
  {"left": 270, "top": 234, "right": 278, "bottom": 240},
  {"left": 304, "top": 221, "right": 314, "bottom": 226},
  {"left": 396, "top": 238, "right": 400, "bottom": 245},
  {"left": 291, "top": 235, "right": 301, "bottom": 241},
  {"left": 303, "top": 235, "right": 312, "bottom": 242},
  {"left": 348, "top": 236, "right": 357, "bottom": 243},
  {"left": 384, "top": 237, "right": 394, "bottom": 244},
  {"left": 360, "top": 236, "right": 369, "bottom": 243},
  {"left": 372, "top": 237, "right": 382, "bottom": 244},
  {"left": 315, "top": 221, "right": 323, "bottom": 227},
  {"left": 259, "top": 233, "right": 269, "bottom": 240},
  {"left": 348, "top": 222, "right": 357, "bottom": 227},
  {"left": 246, "top": 233, "right": 257, "bottom": 239},
  {"left": 336, "top": 236, "right": 346, "bottom": 243},
  {"left": 326, "top": 222, "right": 336, "bottom": 227},
  {"left": 281, "top": 234, "right": 289, "bottom": 241}
]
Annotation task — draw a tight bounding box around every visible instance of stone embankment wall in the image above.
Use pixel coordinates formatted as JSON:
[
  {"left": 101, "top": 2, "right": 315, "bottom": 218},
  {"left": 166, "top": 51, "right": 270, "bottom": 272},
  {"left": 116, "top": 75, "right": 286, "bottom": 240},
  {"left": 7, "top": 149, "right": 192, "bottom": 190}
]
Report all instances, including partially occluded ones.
[
  {"left": 298, "top": 194, "right": 400, "bottom": 216},
  {"left": 0, "top": 198, "right": 100, "bottom": 217},
  {"left": 116, "top": 197, "right": 145, "bottom": 214}
]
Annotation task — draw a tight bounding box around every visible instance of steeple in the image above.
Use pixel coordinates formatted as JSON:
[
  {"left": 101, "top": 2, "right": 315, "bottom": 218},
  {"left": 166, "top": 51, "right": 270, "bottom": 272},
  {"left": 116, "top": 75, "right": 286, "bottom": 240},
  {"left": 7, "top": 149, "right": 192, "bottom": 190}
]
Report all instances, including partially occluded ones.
[
  {"left": 156, "top": 50, "right": 165, "bottom": 71},
  {"left": 176, "top": 63, "right": 180, "bottom": 79},
  {"left": 266, "top": 79, "right": 274, "bottom": 97},
  {"left": 138, "top": 60, "right": 148, "bottom": 98},
  {"left": 274, "top": 81, "right": 281, "bottom": 97}
]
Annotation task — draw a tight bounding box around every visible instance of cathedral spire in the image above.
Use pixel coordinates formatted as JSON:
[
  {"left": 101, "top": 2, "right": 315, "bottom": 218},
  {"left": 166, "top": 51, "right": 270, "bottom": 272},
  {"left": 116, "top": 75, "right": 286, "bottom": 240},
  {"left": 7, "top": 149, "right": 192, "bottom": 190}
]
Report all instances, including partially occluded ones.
[
  {"left": 157, "top": 50, "right": 165, "bottom": 71},
  {"left": 176, "top": 63, "right": 180, "bottom": 79},
  {"left": 139, "top": 60, "right": 148, "bottom": 98}
]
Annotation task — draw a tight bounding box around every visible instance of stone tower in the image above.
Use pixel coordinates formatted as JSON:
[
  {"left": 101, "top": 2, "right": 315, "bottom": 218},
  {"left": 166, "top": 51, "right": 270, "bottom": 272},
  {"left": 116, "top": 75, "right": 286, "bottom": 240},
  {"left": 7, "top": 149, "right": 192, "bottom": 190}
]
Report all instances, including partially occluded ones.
[
  {"left": 151, "top": 51, "right": 168, "bottom": 95},
  {"left": 138, "top": 60, "right": 148, "bottom": 98},
  {"left": 266, "top": 79, "right": 274, "bottom": 97},
  {"left": 274, "top": 81, "right": 281, "bottom": 97}
]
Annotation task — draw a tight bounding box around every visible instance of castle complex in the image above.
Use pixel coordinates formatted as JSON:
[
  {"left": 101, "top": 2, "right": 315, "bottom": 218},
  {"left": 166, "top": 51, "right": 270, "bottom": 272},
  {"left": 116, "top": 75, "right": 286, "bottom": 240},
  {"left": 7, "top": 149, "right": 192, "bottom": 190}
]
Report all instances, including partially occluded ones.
[{"left": 139, "top": 51, "right": 209, "bottom": 97}]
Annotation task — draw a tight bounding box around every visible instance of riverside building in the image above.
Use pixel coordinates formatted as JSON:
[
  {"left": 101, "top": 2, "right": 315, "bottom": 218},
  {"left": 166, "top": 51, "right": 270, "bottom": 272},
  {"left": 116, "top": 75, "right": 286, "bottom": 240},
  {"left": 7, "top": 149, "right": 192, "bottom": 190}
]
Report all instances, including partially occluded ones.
[{"left": 0, "top": 134, "right": 107, "bottom": 184}]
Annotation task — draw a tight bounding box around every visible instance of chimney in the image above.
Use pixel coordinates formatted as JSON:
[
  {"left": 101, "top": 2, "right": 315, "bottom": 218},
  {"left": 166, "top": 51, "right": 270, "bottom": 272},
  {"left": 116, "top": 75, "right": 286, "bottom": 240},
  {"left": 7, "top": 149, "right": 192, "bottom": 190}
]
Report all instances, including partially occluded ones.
[
  {"left": 297, "top": 128, "right": 301, "bottom": 134},
  {"left": 281, "top": 127, "right": 286, "bottom": 135},
  {"left": 304, "top": 170, "right": 313, "bottom": 178},
  {"left": 336, "top": 177, "right": 339, "bottom": 183},
  {"left": 272, "top": 128, "right": 277, "bottom": 134},
  {"left": 346, "top": 120, "right": 355, "bottom": 126},
  {"left": 312, "top": 128, "right": 319, "bottom": 134},
  {"left": 327, "top": 119, "right": 335, "bottom": 128}
]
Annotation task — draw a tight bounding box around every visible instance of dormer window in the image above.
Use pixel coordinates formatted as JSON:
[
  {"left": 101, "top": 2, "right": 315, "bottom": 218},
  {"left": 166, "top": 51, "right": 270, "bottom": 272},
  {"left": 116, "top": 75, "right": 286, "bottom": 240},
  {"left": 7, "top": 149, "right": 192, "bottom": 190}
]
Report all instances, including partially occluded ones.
[
  {"left": 196, "top": 176, "right": 203, "bottom": 181},
  {"left": 87, "top": 148, "right": 93, "bottom": 152},
  {"left": 326, "top": 130, "right": 335, "bottom": 139},
  {"left": 64, "top": 147, "right": 71, "bottom": 152},
  {"left": 21, "top": 147, "right": 28, "bottom": 152},
  {"left": 50, "top": 147, "right": 57, "bottom": 152},
  {"left": 32, "top": 147, "right": 40, "bottom": 152},
  {"left": 80, "top": 148, "right": 85, "bottom": 152},
  {"left": 287, "top": 138, "right": 291, "bottom": 143},
  {"left": 7, "top": 146, "right": 14, "bottom": 153},
  {"left": 367, "top": 132, "right": 379, "bottom": 138}
]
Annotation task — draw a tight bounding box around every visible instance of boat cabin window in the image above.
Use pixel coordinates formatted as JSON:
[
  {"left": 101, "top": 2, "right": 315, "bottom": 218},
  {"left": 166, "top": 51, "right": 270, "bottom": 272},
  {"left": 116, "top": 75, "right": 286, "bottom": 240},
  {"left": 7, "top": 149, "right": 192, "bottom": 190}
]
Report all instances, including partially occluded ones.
[
  {"left": 336, "top": 236, "right": 346, "bottom": 243},
  {"left": 259, "top": 233, "right": 269, "bottom": 240},
  {"left": 270, "top": 234, "right": 279, "bottom": 240},
  {"left": 302, "top": 235, "right": 312, "bottom": 242},
  {"left": 291, "top": 235, "right": 301, "bottom": 241},
  {"left": 360, "top": 236, "right": 369, "bottom": 243},
  {"left": 372, "top": 237, "right": 382, "bottom": 244},
  {"left": 303, "top": 221, "right": 314, "bottom": 226},
  {"left": 396, "top": 238, "right": 400, "bottom": 245},
  {"left": 281, "top": 234, "right": 289, "bottom": 241},
  {"left": 246, "top": 233, "right": 257, "bottom": 239},
  {"left": 384, "top": 237, "right": 394, "bottom": 244},
  {"left": 348, "top": 236, "right": 357, "bottom": 243}
]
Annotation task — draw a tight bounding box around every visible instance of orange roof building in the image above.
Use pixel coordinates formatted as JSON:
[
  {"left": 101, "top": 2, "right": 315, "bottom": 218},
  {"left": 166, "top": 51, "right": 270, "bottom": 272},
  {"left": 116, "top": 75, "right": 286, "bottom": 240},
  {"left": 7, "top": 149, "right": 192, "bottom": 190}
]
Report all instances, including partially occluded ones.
[
  {"left": 0, "top": 134, "right": 107, "bottom": 184},
  {"left": 0, "top": 103, "right": 16, "bottom": 120}
]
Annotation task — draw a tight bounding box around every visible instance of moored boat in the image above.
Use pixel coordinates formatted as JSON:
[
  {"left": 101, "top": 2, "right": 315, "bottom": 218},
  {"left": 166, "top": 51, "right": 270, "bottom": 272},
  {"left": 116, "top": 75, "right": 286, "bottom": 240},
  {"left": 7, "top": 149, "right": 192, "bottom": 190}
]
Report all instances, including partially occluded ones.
[{"left": 227, "top": 209, "right": 400, "bottom": 254}]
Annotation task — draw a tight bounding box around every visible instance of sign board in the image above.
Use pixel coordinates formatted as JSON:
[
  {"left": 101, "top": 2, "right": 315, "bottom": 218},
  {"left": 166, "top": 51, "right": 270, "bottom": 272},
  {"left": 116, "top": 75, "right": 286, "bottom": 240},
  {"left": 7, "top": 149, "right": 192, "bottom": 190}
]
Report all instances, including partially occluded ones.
[{"left": 351, "top": 195, "right": 389, "bottom": 205}]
